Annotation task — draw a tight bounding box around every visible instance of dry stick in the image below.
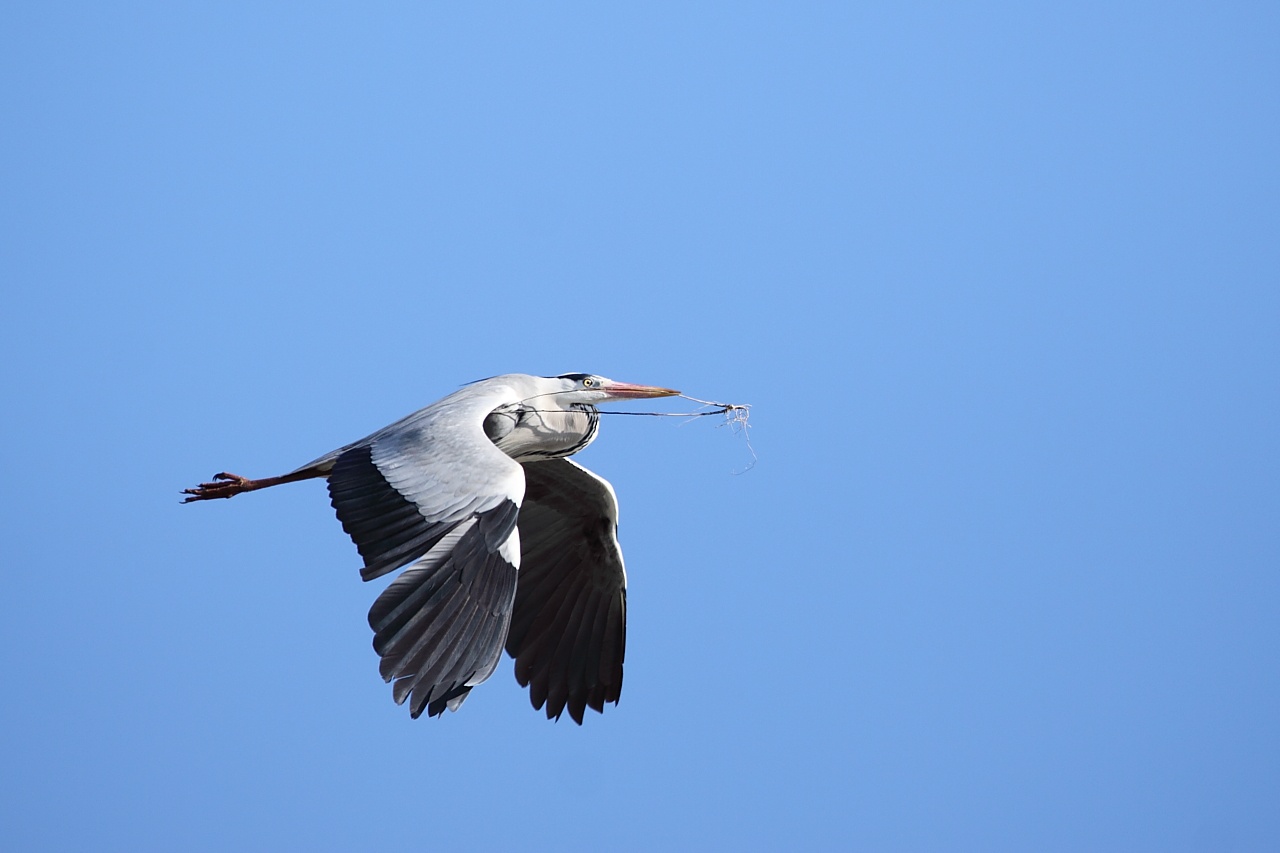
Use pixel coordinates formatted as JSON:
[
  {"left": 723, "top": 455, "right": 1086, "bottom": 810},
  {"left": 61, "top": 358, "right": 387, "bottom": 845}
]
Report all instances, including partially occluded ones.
[
  {"left": 598, "top": 394, "right": 757, "bottom": 473},
  {"left": 522, "top": 395, "right": 755, "bottom": 471}
]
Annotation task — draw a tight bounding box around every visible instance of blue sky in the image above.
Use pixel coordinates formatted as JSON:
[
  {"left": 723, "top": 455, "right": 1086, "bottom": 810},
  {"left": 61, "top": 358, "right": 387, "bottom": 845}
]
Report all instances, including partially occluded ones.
[{"left": 2, "top": 3, "right": 1277, "bottom": 850}]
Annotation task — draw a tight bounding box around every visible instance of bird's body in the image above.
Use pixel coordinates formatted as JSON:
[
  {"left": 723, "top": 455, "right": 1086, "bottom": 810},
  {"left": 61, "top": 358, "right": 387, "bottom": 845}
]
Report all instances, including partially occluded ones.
[{"left": 183, "top": 373, "right": 678, "bottom": 723}]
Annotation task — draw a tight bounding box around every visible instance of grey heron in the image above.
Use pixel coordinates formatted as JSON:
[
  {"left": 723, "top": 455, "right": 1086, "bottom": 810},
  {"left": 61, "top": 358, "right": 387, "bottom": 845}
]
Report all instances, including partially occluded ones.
[{"left": 183, "top": 373, "right": 678, "bottom": 724}]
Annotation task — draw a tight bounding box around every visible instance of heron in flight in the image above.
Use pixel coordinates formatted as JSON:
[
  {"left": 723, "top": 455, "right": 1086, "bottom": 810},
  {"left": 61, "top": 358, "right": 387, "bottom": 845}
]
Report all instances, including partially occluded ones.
[{"left": 183, "top": 373, "right": 679, "bottom": 724}]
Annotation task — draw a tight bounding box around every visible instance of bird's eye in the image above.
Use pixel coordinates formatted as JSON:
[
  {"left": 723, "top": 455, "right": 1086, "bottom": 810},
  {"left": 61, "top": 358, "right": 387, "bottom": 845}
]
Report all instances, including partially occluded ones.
[{"left": 582, "top": 378, "right": 595, "bottom": 387}]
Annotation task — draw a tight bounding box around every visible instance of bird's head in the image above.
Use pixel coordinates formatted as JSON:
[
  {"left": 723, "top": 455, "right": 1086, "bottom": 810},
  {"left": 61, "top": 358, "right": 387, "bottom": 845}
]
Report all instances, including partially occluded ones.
[{"left": 547, "top": 373, "right": 680, "bottom": 406}]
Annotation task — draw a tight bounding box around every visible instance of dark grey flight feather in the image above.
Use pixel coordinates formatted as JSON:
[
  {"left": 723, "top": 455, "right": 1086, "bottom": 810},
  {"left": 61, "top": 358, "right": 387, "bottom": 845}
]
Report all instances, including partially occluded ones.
[
  {"left": 328, "top": 446, "right": 460, "bottom": 581},
  {"left": 506, "top": 458, "right": 627, "bottom": 724},
  {"left": 369, "top": 514, "right": 519, "bottom": 718}
]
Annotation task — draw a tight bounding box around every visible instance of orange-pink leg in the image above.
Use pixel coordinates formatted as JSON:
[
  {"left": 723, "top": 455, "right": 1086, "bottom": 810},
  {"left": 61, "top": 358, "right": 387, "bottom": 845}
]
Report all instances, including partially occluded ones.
[{"left": 181, "top": 469, "right": 322, "bottom": 503}]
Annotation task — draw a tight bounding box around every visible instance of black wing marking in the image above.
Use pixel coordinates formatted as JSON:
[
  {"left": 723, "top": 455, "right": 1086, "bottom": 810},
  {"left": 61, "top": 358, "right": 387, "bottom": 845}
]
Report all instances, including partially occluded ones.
[
  {"left": 506, "top": 459, "right": 627, "bottom": 724},
  {"left": 328, "top": 446, "right": 459, "bottom": 581}
]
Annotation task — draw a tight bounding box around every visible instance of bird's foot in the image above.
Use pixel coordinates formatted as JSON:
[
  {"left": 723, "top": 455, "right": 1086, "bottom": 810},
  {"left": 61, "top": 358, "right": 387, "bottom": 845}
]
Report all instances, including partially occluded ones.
[{"left": 181, "top": 472, "right": 256, "bottom": 503}]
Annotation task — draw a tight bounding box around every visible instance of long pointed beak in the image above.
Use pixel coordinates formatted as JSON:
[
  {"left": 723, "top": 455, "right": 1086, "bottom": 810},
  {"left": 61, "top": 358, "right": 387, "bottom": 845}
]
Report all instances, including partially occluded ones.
[{"left": 600, "top": 381, "right": 681, "bottom": 400}]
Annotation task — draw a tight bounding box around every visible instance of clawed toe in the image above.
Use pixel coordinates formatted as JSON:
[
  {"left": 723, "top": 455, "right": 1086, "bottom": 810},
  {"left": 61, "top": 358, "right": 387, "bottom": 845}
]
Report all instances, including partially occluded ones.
[{"left": 181, "top": 472, "right": 253, "bottom": 503}]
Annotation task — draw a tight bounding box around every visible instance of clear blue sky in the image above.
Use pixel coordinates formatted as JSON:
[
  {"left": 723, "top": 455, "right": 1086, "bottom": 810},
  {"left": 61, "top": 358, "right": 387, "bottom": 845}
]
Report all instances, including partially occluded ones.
[{"left": 2, "top": 4, "right": 1277, "bottom": 851}]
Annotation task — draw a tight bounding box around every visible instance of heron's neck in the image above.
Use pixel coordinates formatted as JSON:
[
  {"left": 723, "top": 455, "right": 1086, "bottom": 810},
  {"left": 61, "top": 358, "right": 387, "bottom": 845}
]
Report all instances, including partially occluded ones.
[{"left": 488, "top": 403, "right": 600, "bottom": 461}]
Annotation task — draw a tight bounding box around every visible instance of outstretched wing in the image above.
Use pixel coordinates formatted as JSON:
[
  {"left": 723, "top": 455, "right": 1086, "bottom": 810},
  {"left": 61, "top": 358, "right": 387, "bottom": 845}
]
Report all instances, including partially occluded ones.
[
  {"left": 322, "top": 385, "right": 527, "bottom": 718},
  {"left": 506, "top": 458, "right": 628, "bottom": 724}
]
